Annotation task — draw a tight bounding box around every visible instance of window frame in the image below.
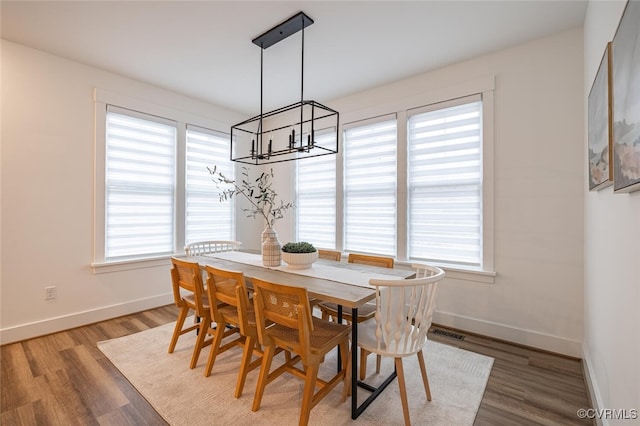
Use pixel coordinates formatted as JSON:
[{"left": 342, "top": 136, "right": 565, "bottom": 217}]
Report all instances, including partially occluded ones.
[
  {"left": 406, "top": 95, "right": 484, "bottom": 267},
  {"left": 92, "top": 88, "right": 235, "bottom": 273},
  {"left": 342, "top": 114, "right": 398, "bottom": 256},
  {"left": 331, "top": 77, "right": 495, "bottom": 282}
]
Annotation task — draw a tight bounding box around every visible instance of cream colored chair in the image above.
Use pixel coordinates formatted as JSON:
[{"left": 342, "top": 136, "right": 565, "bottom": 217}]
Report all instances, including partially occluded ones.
[
  {"left": 344, "top": 263, "right": 445, "bottom": 426},
  {"left": 184, "top": 240, "right": 242, "bottom": 256},
  {"left": 317, "top": 253, "right": 394, "bottom": 377},
  {"left": 168, "top": 257, "right": 213, "bottom": 369},
  {"left": 318, "top": 253, "right": 394, "bottom": 322},
  {"left": 251, "top": 278, "right": 351, "bottom": 426}
]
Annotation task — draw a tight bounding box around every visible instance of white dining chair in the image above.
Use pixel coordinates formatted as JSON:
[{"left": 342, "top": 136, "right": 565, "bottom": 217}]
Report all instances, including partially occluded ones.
[
  {"left": 343, "top": 263, "right": 445, "bottom": 426},
  {"left": 184, "top": 240, "right": 242, "bottom": 256}
]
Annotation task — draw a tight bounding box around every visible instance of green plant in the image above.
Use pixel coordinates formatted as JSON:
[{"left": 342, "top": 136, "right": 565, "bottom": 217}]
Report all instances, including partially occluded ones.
[
  {"left": 209, "top": 165, "right": 293, "bottom": 228},
  {"left": 281, "top": 242, "right": 317, "bottom": 253}
]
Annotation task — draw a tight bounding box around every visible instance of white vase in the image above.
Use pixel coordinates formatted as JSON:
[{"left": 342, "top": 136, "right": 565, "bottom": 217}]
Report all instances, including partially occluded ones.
[{"left": 261, "top": 226, "right": 281, "bottom": 267}]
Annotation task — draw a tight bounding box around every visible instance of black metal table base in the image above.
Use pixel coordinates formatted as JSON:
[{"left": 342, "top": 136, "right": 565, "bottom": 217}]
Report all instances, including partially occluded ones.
[
  {"left": 333, "top": 305, "right": 397, "bottom": 418},
  {"left": 352, "top": 367, "right": 398, "bottom": 419}
]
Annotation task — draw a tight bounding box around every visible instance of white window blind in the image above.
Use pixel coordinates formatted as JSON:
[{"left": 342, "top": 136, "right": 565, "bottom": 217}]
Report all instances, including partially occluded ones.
[
  {"left": 296, "top": 132, "right": 337, "bottom": 248},
  {"left": 105, "top": 107, "right": 176, "bottom": 259},
  {"left": 344, "top": 117, "right": 397, "bottom": 256},
  {"left": 185, "top": 126, "right": 234, "bottom": 244},
  {"left": 408, "top": 98, "right": 482, "bottom": 266}
]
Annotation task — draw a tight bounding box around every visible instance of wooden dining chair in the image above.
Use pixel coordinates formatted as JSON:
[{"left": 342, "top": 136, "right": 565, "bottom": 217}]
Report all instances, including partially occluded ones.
[
  {"left": 343, "top": 263, "right": 445, "bottom": 426},
  {"left": 347, "top": 253, "right": 394, "bottom": 268},
  {"left": 185, "top": 240, "right": 242, "bottom": 256},
  {"left": 251, "top": 278, "right": 351, "bottom": 426},
  {"left": 318, "top": 249, "right": 342, "bottom": 261},
  {"left": 203, "top": 265, "right": 265, "bottom": 398},
  {"left": 168, "top": 257, "right": 213, "bottom": 369}
]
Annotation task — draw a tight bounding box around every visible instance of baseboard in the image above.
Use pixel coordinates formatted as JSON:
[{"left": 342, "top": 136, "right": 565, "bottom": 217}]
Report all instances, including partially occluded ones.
[
  {"left": 582, "top": 344, "right": 606, "bottom": 426},
  {"left": 433, "top": 310, "right": 583, "bottom": 358},
  {"left": 0, "top": 293, "right": 174, "bottom": 345}
]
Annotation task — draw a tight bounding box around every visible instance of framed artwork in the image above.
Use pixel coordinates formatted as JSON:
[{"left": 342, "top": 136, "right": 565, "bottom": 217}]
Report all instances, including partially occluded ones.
[
  {"left": 612, "top": 0, "right": 640, "bottom": 193},
  {"left": 588, "top": 42, "right": 613, "bottom": 190}
]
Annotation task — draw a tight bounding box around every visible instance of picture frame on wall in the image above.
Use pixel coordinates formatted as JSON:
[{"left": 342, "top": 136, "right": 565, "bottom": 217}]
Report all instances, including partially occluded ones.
[
  {"left": 588, "top": 42, "right": 613, "bottom": 191},
  {"left": 612, "top": 0, "right": 640, "bottom": 193}
]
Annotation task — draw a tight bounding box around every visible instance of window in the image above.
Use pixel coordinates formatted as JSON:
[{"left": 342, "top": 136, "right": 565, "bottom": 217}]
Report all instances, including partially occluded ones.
[
  {"left": 308, "top": 78, "right": 495, "bottom": 276},
  {"left": 343, "top": 117, "right": 397, "bottom": 256},
  {"left": 295, "top": 136, "right": 337, "bottom": 248},
  {"left": 408, "top": 97, "right": 482, "bottom": 266},
  {"left": 95, "top": 98, "right": 234, "bottom": 267},
  {"left": 185, "top": 126, "right": 234, "bottom": 244},
  {"left": 105, "top": 107, "right": 176, "bottom": 260}
]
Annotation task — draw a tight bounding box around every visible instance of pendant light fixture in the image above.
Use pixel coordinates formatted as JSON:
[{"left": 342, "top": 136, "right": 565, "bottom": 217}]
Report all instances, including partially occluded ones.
[{"left": 230, "top": 11, "right": 339, "bottom": 165}]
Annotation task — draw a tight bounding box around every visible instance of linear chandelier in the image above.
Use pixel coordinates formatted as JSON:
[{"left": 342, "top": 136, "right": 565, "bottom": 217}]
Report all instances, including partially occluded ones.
[{"left": 230, "top": 11, "right": 339, "bottom": 165}]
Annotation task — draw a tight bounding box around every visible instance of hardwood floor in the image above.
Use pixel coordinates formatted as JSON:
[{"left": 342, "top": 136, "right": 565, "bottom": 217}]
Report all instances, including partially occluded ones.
[{"left": 1, "top": 306, "right": 593, "bottom": 425}]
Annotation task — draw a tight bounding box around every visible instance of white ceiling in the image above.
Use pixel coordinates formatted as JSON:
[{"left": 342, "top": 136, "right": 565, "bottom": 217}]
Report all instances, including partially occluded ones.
[{"left": 1, "top": 1, "right": 587, "bottom": 115}]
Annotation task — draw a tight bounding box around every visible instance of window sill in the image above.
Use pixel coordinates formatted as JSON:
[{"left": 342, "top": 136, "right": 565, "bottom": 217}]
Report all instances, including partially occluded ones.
[
  {"left": 395, "top": 260, "right": 496, "bottom": 284},
  {"left": 91, "top": 255, "right": 178, "bottom": 274}
]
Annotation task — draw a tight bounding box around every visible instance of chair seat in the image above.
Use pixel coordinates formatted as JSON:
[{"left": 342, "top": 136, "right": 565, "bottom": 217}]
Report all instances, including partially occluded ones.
[
  {"left": 183, "top": 293, "right": 210, "bottom": 309},
  {"left": 218, "top": 304, "right": 257, "bottom": 326},
  {"left": 266, "top": 317, "right": 350, "bottom": 355},
  {"left": 357, "top": 320, "right": 426, "bottom": 358},
  {"left": 317, "top": 301, "right": 376, "bottom": 322}
]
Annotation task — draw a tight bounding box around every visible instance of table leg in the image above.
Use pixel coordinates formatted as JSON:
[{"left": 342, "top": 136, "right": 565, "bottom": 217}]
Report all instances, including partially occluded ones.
[
  {"left": 337, "top": 305, "right": 343, "bottom": 372},
  {"left": 351, "top": 304, "right": 397, "bottom": 419},
  {"left": 351, "top": 307, "right": 358, "bottom": 419}
]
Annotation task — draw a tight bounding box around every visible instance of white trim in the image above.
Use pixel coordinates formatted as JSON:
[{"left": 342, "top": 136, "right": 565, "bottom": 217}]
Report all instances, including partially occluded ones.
[
  {"left": 396, "top": 109, "right": 408, "bottom": 261},
  {"left": 94, "top": 88, "right": 230, "bottom": 131},
  {"left": 91, "top": 256, "right": 173, "bottom": 274},
  {"left": 340, "top": 75, "right": 495, "bottom": 125},
  {"left": 480, "top": 90, "right": 495, "bottom": 272},
  {"left": 393, "top": 260, "right": 495, "bottom": 283},
  {"left": 0, "top": 293, "right": 174, "bottom": 345},
  {"left": 582, "top": 344, "right": 606, "bottom": 426},
  {"left": 93, "top": 88, "right": 235, "bottom": 266},
  {"left": 334, "top": 76, "right": 496, "bottom": 274},
  {"left": 433, "top": 310, "right": 582, "bottom": 357}
]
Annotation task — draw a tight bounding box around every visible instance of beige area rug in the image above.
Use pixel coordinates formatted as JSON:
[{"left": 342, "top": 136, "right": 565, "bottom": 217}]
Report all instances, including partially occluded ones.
[{"left": 98, "top": 320, "right": 493, "bottom": 426}]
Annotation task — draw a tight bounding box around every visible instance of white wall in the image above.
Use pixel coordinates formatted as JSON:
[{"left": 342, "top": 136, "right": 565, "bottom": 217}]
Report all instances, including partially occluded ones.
[
  {"left": 2, "top": 27, "right": 587, "bottom": 359},
  {"left": 272, "top": 28, "right": 586, "bottom": 357},
  {"left": 0, "top": 40, "right": 244, "bottom": 343},
  {"left": 583, "top": 1, "right": 640, "bottom": 423}
]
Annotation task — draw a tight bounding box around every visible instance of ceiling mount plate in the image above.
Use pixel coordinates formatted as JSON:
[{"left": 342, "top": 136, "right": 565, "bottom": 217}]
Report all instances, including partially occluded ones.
[{"left": 252, "top": 11, "right": 314, "bottom": 49}]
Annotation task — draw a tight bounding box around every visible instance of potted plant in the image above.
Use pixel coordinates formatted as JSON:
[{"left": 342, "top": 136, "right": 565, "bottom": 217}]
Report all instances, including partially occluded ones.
[
  {"left": 281, "top": 242, "right": 318, "bottom": 269},
  {"left": 209, "top": 166, "right": 293, "bottom": 266}
]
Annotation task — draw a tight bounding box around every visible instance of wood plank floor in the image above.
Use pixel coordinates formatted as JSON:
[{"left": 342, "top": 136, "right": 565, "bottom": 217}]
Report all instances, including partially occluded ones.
[{"left": 1, "top": 305, "right": 593, "bottom": 425}]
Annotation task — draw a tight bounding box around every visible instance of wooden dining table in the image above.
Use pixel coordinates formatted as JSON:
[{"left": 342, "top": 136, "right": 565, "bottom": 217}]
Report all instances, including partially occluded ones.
[{"left": 190, "top": 251, "right": 414, "bottom": 419}]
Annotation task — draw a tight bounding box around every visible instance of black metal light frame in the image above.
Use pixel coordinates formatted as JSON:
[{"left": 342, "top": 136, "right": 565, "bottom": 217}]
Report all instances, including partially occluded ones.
[{"left": 230, "top": 12, "right": 339, "bottom": 165}]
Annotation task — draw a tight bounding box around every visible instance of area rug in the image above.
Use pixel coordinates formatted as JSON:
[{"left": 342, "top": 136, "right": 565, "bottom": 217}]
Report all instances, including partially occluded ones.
[{"left": 98, "top": 320, "right": 493, "bottom": 426}]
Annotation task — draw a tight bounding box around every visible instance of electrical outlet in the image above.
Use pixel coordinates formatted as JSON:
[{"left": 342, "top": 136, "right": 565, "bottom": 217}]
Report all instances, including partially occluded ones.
[{"left": 45, "top": 286, "right": 57, "bottom": 300}]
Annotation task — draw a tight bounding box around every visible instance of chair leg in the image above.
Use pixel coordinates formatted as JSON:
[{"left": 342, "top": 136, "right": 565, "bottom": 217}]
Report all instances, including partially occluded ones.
[
  {"left": 252, "top": 344, "right": 276, "bottom": 412},
  {"left": 203, "top": 320, "right": 226, "bottom": 377},
  {"left": 321, "top": 309, "right": 329, "bottom": 321},
  {"left": 299, "top": 363, "right": 319, "bottom": 426},
  {"left": 416, "top": 350, "right": 432, "bottom": 401},
  {"left": 359, "top": 348, "right": 368, "bottom": 380},
  {"left": 395, "top": 357, "right": 411, "bottom": 426},
  {"left": 376, "top": 354, "right": 381, "bottom": 374},
  {"left": 340, "top": 342, "right": 354, "bottom": 402},
  {"left": 190, "top": 316, "right": 211, "bottom": 369},
  {"left": 235, "top": 335, "right": 256, "bottom": 398},
  {"left": 168, "top": 306, "right": 189, "bottom": 353}
]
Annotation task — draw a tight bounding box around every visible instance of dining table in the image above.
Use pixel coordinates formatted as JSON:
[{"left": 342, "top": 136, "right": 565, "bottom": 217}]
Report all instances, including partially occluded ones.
[{"left": 191, "top": 251, "right": 414, "bottom": 419}]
